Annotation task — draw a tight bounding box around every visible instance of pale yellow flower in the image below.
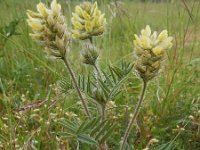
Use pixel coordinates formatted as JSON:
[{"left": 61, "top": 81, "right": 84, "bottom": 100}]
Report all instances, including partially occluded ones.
[
  {"left": 51, "top": 0, "right": 61, "bottom": 16},
  {"left": 27, "top": 0, "right": 70, "bottom": 58},
  {"left": 152, "top": 47, "right": 163, "bottom": 55},
  {"left": 27, "top": 19, "right": 43, "bottom": 31},
  {"left": 36, "top": 2, "right": 49, "bottom": 17},
  {"left": 133, "top": 25, "right": 173, "bottom": 56},
  {"left": 71, "top": 1, "right": 106, "bottom": 40},
  {"left": 133, "top": 25, "right": 173, "bottom": 81}
]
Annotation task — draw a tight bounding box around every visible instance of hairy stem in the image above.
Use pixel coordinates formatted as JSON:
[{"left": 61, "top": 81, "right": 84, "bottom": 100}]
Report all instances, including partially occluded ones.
[
  {"left": 94, "top": 64, "right": 107, "bottom": 150},
  {"left": 120, "top": 81, "right": 147, "bottom": 150},
  {"left": 62, "top": 55, "right": 91, "bottom": 119},
  {"left": 100, "top": 104, "right": 106, "bottom": 121},
  {"left": 101, "top": 104, "right": 108, "bottom": 150},
  {"left": 89, "top": 36, "right": 107, "bottom": 149},
  {"left": 94, "top": 63, "right": 102, "bottom": 79},
  {"left": 89, "top": 37, "right": 93, "bottom": 44}
]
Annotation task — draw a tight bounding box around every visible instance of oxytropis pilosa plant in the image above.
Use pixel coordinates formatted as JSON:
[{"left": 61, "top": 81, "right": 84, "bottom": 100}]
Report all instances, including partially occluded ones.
[
  {"left": 26, "top": 1, "right": 173, "bottom": 149},
  {"left": 27, "top": 0, "right": 91, "bottom": 118},
  {"left": 120, "top": 25, "right": 173, "bottom": 150}
]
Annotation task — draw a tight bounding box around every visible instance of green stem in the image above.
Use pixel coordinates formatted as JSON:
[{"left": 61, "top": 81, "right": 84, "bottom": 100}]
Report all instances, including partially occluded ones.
[
  {"left": 120, "top": 81, "right": 148, "bottom": 150},
  {"left": 89, "top": 37, "right": 93, "bottom": 44},
  {"left": 62, "top": 56, "right": 91, "bottom": 119},
  {"left": 100, "top": 104, "right": 106, "bottom": 122},
  {"left": 89, "top": 36, "right": 107, "bottom": 149},
  {"left": 100, "top": 104, "right": 107, "bottom": 150},
  {"left": 94, "top": 63, "right": 102, "bottom": 79}
]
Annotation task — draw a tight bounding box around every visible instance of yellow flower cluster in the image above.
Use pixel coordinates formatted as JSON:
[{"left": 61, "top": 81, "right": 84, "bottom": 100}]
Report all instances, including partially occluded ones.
[
  {"left": 71, "top": 2, "right": 106, "bottom": 40},
  {"left": 27, "top": 0, "right": 70, "bottom": 58},
  {"left": 133, "top": 25, "right": 173, "bottom": 81},
  {"left": 134, "top": 25, "right": 173, "bottom": 57}
]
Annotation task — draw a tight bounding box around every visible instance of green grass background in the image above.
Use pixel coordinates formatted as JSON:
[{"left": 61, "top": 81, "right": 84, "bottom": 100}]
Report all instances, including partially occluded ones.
[{"left": 0, "top": 0, "right": 199, "bottom": 149}]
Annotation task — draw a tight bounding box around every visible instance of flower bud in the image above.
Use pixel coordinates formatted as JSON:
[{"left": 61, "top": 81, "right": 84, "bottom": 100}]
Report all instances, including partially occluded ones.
[
  {"left": 81, "top": 43, "right": 99, "bottom": 66},
  {"left": 93, "top": 88, "right": 106, "bottom": 105}
]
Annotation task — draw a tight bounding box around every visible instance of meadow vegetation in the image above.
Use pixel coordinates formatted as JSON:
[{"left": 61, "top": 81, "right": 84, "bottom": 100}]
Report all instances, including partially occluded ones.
[{"left": 0, "top": 0, "right": 199, "bottom": 149}]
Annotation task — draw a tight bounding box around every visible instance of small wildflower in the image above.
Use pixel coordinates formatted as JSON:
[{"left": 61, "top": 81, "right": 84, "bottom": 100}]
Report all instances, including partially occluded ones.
[
  {"left": 106, "top": 101, "right": 117, "bottom": 118},
  {"left": 15, "top": 115, "right": 21, "bottom": 119},
  {"left": 33, "top": 109, "right": 40, "bottom": 112},
  {"left": 133, "top": 25, "right": 173, "bottom": 81},
  {"left": 144, "top": 138, "right": 159, "bottom": 149},
  {"left": 173, "top": 125, "right": 185, "bottom": 133},
  {"left": 46, "top": 121, "right": 50, "bottom": 125},
  {"left": 2, "top": 117, "right": 8, "bottom": 121},
  {"left": 130, "top": 113, "right": 133, "bottom": 118},
  {"left": 76, "top": 101, "right": 82, "bottom": 106},
  {"left": 30, "top": 113, "right": 41, "bottom": 121},
  {"left": 149, "top": 138, "right": 159, "bottom": 144},
  {"left": 21, "top": 94, "right": 26, "bottom": 102},
  {"left": 189, "top": 115, "right": 194, "bottom": 120},
  {"left": 180, "top": 128, "right": 185, "bottom": 131},
  {"left": 107, "top": 101, "right": 116, "bottom": 109},
  {"left": 50, "top": 113, "right": 57, "bottom": 119},
  {"left": 4, "top": 124, "right": 8, "bottom": 128},
  {"left": 65, "top": 111, "right": 78, "bottom": 119},
  {"left": 71, "top": 1, "right": 106, "bottom": 40},
  {"left": 27, "top": 0, "right": 71, "bottom": 58}
]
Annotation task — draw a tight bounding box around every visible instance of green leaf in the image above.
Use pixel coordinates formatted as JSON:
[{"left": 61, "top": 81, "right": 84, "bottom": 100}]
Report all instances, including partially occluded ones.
[
  {"left": 0, "top": 133, "right": 7, "bottom": 143},
  {"left": 190, "top": 58, "right": 200, "bottom": 65},
  {"left": 112, "top": 66, "right": 124, "bottom": 79},
  {"left": 82, "top": 117, "right": 101, "bottom": 132},
  {"left": 57, "top": 117, "right": 115, "bottom": 146},
  {"left": 108, "top": 76, "right": 128, "bottom": 100},
  {"left": 57, "top": 132, "right": 75, "bottom": 139},
  {"left": 95, "top": 120, "right": 111, "bottom": 140},
  {"left": 79, "top": 61, "right": 133, "bottom": 104},
  {"left": 156, "top": 142, "right": 176, "bottom": 150},
  {"left": 100, "top": 124, "right": 116, "bottom": 144},
  {"left": 90, "top": 120, "right": 107, "bottom": 137},
  {"left": 109, "top": 65, "right": 117, "bottom": 83},
  {"left": 87, "top": 76, "right": 91, "bottom": 94},
  {"left": 77, "top": 134, "right": 97, "bottom": 145},
  {"left": 57, "top": 78, "right": 71, "bottom": 94},
  {"left": 57, "top": 120, "right": 77, "bottom": 133},
  {"left": 0, "top": 17, "right": 20, "bottom": 44},
  {"left": 77, "top": 120, "right": 89, "bottom": 134},
  {"left": 98, "top": 79, "right": 110, "bottom": 94}
]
